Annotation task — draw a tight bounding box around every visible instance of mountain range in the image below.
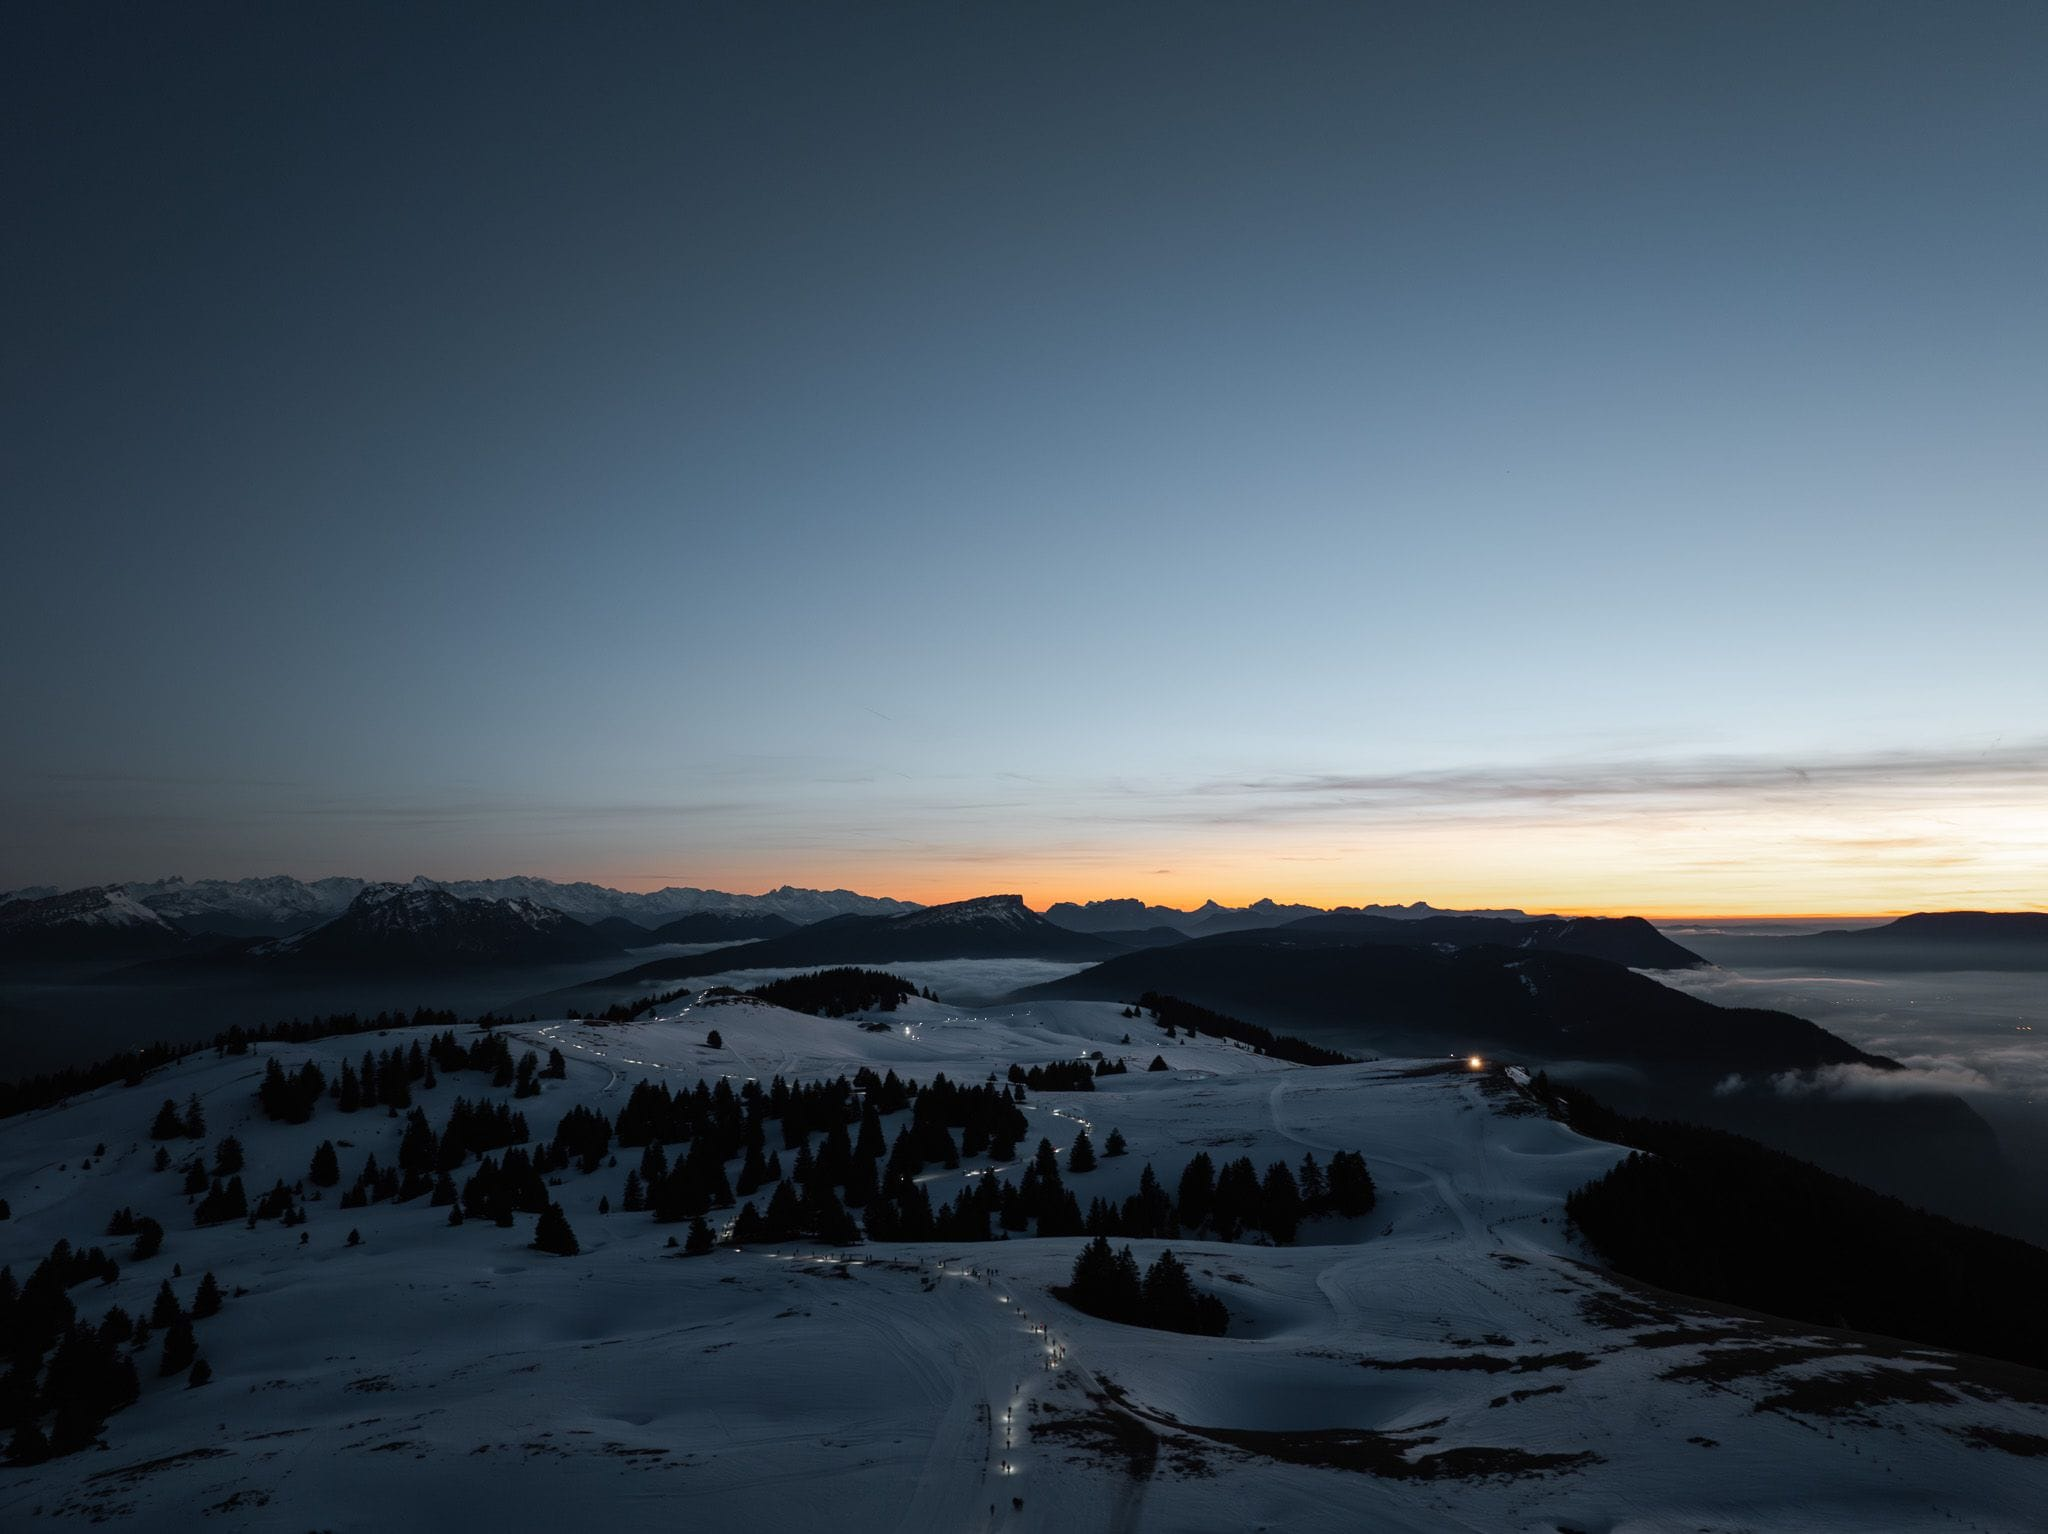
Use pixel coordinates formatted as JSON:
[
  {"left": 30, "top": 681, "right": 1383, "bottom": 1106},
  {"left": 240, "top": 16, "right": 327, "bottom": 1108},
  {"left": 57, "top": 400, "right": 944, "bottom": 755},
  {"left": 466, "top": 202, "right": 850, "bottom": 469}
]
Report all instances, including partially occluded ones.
[
  {"left": 1043, "top": 895, "right": 1547, "bottom": 936},
  {"left": 0, "top": 876, "right": 915, "bottom": 953}
]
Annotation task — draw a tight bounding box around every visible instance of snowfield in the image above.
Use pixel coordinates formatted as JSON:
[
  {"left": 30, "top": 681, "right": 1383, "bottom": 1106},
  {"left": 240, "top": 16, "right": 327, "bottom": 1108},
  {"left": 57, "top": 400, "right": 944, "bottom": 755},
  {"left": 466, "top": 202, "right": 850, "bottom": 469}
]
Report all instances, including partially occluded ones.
[{"left": 3, "top": 995, "right": 2044, "bottom": 1531}]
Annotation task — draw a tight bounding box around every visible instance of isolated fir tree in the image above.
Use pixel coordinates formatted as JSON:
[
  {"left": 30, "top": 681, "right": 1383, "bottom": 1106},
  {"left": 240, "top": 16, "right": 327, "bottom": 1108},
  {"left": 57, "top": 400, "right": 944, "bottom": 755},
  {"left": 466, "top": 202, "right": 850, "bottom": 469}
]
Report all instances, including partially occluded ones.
[
  {"left": 1067, "top": 1130, "right": 1097, "bottom": 1174},
  {"left": 1103, "top": 1127, "right": 1127, "bottom": 1158},
  {"left": 684, "top": 1216, "right": 716, "bottom": 1256},
  {"left": 532, "top": 1203, "right": 579, "bottom": 1256},
  {"left": 705, "top": 1029, "right": 724, "bottom": 1049},
  {"left": 150, "top": 1279, "right": 181, "bottom": 1328},
  {"left": 187, "top": 1357, "right": 212, "bottom": 1388},
  {"left": 191, "top": 1271, "right": 223, "bottom": 1319},
  {"left": 181, "top": 1095, "right": 206, "bottom": 1138},
  {"left": 212, "top": 1135, "right": 243, "bottom": 1176},
  {"left": 1147, "top": 1055, "right": 1169, "bottom": 1073},
  {"left": 149, "top": 1099, "right": 183, "bottom": 1140}
]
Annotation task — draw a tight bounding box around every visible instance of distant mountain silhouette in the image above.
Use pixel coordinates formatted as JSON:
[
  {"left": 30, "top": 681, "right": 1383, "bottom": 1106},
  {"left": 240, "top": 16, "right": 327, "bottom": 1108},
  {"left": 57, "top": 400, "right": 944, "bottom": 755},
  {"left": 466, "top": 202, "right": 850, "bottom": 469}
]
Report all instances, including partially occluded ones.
[
  {"left": 642, "top": 910, "right": 800, "bottom": 943},
  {"left": 1, "top": 874, "right": 918, "bottom": 939},
  {"left": 595, "top": 894, "right": 1116, "bottom": 986},
  {"left": 151, "top": 884, "right": 625, "bottom": 971},
  {"left": 1091, "top": 925, "right": 1193, "bottom": 950},
  {"left": 0, "top": 886, "right": 190, "bottom": 963},
  {"left": 1044, "top": 895, "right": 1544, "bottom": 936},
  {"left": 1695, "top": 910, "right": 2048, "bottom": 972}
]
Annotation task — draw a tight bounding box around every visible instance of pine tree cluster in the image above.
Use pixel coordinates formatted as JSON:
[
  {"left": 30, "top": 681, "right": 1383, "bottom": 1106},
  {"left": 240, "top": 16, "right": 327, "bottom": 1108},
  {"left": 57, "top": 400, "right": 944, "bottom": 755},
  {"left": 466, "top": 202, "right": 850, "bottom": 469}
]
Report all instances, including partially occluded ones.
[
  {"left": 1, "top": 1246, "right": 225, "bottom": 1464},
  {"left": 746, "top": 968, "right": 923, "bottom": 1017},
  {"left": 1060, "top": 1237, "right": 1229, "bottom": 1336}
]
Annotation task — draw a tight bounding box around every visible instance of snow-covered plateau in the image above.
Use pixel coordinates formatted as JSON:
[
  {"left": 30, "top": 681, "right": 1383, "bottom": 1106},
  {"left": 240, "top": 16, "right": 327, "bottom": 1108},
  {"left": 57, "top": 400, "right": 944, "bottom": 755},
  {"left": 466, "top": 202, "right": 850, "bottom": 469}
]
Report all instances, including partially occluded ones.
[{"left": 3, "top": 995, "right": 2043, "bottom": 1531}]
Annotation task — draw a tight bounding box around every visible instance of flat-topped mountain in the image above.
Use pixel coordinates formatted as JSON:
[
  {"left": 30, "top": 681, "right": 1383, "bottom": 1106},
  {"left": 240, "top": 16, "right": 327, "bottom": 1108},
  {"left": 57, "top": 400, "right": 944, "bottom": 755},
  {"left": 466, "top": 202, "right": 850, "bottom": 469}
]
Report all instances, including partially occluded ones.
[
  {"left": 1022, "top": 937, "right": 1843, "bottom": 1077},
  {"left": 1690, "top": 909, "right": 2048, "bottom": 972},
  {"left": 1014, "top": 932, "right": 2003, "bottom": 1217},
  {"left": 1278, "top": 911, "right": 1707, "bottom": 969}
]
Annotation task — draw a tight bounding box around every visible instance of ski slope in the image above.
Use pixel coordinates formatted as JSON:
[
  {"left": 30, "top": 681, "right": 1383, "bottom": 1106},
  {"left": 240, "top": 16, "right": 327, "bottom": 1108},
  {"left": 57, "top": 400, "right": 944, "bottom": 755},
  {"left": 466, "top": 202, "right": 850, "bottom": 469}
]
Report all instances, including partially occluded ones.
[{"left": 3, "top": 994, "right": 2044, "bottom": 1531}]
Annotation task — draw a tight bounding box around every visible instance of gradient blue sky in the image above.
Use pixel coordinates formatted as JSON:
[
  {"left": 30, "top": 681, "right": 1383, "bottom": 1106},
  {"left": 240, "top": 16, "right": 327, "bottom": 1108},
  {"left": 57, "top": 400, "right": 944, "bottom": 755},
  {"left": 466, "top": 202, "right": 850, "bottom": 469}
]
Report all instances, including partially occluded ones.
[{"left": 5, "top": 2, "right": 2045, "bottom": 912}]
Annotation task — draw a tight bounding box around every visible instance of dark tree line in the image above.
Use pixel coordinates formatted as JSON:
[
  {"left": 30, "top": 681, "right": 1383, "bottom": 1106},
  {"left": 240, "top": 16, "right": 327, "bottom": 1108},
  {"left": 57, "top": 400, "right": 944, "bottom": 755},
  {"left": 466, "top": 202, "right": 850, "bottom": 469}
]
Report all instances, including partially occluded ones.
[
  {"left": 1133, "top": 993, "right": 1357, "bottom": 1068},
  {"left": 4, "top": 1007, "right": 532, "bottom": 1121},
  {"left": 1551, "top": 1079, "right": 2048, "bottom": 1374},
  {"left": 1007, "top": 1059, "right": 1120, "bottom": 1091},
  {"left": 748, "top": 968, "right": 929, "bottom": 1017}
]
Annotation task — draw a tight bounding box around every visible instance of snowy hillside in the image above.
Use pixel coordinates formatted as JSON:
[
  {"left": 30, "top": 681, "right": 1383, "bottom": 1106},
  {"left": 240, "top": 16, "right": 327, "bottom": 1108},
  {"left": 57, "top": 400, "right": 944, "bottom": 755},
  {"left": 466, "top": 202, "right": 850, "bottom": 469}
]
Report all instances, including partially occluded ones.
[{"left": 2, "top": 996, "right": 2043, "bottom": 1530}]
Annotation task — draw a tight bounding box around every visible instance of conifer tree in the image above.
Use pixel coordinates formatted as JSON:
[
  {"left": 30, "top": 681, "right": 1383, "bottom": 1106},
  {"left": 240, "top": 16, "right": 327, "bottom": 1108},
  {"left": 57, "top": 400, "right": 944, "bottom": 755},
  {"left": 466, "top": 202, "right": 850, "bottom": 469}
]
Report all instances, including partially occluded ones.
[
  {"left": 1297, "top": 1152, "right": 1326, "bottom": 1208},
  {"left": 187, "top": 1357, "right": 211, "bottom": 1388},
  {"left": 191, "top": 1272, "right": 223, "bottom": 1319},
  {"left": 1104, "top": 1127, "right": 1127, "bottom": 1158},
  {"left": 1259, "top": 1160, "right": 1303, "bottom": 1244},
  {"left": 1067, "top": 1130, "right": 1097, "bottom": 1174},
  {"left": 532, "top": 1203, "right": 579, "bottom": 1256},
  {"left": 1326, "top": 1150, "right": 1376, "bottom": 1217},
  {"left": 158, "top": 1318, "right": 197, "bottom": 1377},
  {"left": 309, "top": 1141, "right": 340, "bottom": 1188},
  {"left": 684, "top": 1215, "right": 716, "bottom": 1256}
]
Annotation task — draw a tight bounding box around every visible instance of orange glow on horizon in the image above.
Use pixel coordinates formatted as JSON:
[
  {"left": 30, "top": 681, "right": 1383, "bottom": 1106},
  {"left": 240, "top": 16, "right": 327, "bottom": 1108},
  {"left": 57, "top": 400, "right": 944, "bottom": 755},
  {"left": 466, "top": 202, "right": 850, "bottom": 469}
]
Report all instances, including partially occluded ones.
[
  {"left": 576, "top": 793, "right": 2048, "bottom": 920},
  {"left": 580, "top": 864, "right": 2030, "bottom": 922}
]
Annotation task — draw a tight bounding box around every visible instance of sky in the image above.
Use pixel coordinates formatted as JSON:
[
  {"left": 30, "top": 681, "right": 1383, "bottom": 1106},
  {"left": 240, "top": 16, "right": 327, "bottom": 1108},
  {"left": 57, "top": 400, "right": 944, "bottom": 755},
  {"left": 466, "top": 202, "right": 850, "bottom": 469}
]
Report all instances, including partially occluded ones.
[{"left": 4, "top": 2, "right": 2045, "bottom": 916}]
